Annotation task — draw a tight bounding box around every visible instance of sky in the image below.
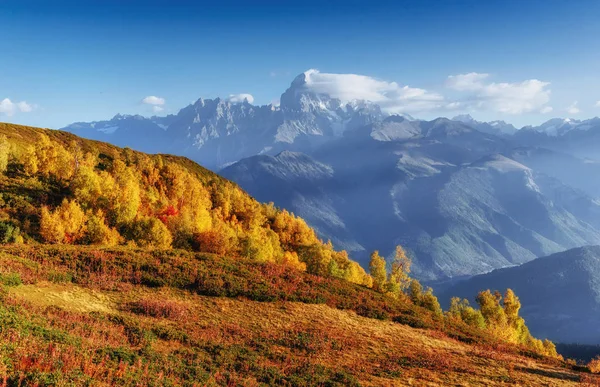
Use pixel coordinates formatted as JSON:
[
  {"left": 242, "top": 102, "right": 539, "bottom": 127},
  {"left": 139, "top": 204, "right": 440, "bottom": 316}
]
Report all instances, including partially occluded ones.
[{"left": 1, "top": 0, "right": 600, "bottom": 128}]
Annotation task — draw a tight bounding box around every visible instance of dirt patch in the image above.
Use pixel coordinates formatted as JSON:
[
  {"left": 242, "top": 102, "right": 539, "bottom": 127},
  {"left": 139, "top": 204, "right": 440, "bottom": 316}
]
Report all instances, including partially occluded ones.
[{"left": 9, "top": 281, "right": 116, "bottom": 313}]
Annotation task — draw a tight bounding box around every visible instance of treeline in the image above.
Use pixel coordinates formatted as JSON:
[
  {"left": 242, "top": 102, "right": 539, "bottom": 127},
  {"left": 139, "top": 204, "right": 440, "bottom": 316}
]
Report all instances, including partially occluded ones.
[
  {"left": 0, "top": 131, "right": 370, "bottom": 286},
  {"left": 369, "top": 248, "right": 558, "bottom": 358}
]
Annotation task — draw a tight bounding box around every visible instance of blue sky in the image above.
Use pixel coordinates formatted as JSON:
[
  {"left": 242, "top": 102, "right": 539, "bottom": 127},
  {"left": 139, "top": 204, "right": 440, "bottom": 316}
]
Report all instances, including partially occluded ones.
[{"left": 1, "top": 0, "right": 600, "bottom": 128}]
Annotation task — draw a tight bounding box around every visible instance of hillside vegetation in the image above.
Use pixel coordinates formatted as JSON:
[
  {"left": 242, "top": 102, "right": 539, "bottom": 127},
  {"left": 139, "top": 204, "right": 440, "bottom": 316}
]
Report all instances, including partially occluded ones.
[
  {"left": 0, "top": 123, "right": 369, "bottom": 286},
  {"left": 0, "top": 122, "right": 595, "bottom": 385},
  {"left": 0, "top": 245, "right": 597, "bottom": 386}
]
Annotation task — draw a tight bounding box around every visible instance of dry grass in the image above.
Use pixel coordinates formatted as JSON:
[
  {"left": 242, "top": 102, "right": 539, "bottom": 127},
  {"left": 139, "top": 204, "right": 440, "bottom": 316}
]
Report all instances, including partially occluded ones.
[
  {"left": 0, "top": 245, "right": 596, "bottom": 385},
  {"left": 10, "top": 281, "right": 116, "bottom": 314},
  {"left": 4, "top": 283, "right": 595, "bottom": 386}
]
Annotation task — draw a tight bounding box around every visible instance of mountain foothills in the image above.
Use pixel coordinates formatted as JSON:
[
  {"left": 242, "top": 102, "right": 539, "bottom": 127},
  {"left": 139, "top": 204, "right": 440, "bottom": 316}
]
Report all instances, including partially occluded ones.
[
  {"left": 62, "top": 71, "right": 600, "bottom": 284},
  {"left": 1, "top": 122, "right": 596, "bottom": 385}
]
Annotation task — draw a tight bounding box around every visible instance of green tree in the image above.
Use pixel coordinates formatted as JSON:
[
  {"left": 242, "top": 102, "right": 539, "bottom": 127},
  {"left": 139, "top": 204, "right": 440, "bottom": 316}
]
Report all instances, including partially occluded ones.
[
  {"left": 409, "top": 279, "right": 442, "bottom": 316},
  {"left": 408, "top": 279, "right": 423, "bottom": 304}
]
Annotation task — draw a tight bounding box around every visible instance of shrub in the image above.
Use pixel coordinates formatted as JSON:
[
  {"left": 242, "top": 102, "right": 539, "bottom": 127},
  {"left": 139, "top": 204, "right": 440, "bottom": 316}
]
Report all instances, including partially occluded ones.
[
  {"left": 0, "top": 221, "right": 22, "bottom": 244},
  {"left": 589, "top": 356, "right": 600, "bottom": 373},
  {"left": 126, "top": 298, "right": 187, "bottom": 319},
  {"left": 0, "top": 272, "right": 22, "bottom": 286}
]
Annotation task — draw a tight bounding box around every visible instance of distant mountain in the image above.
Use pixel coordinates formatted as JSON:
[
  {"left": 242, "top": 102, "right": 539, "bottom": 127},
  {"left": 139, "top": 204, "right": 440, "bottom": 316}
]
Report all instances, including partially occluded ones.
[
  {"left": 453, "top": 114, "right": 518, "bottom": 136},
  {"left": 514, "top": 117, "right": 600, "bottom": 160},
  {"left": 63, "top": 71, "right": 384, "bottom": 169},
  {"left": 507, "top": 147, "right": 600, "bottom": 198},
  {"left": 62, "top": 71, "right": 600, "bottom": 282},
  {"left": 439, "top": 246, "right": 600, "bottom": 344},
  {"left": 221, "top": 150, "right": 365, "bottom": 256},
  {"left": 223, "top": 118, "right": 600, "bottom": 280},
  {"left": 64, "top": 114, "right": 177, "bottom": 153},
  {"left": 521, "top": 118, "right": 584, "bottom": 137}
]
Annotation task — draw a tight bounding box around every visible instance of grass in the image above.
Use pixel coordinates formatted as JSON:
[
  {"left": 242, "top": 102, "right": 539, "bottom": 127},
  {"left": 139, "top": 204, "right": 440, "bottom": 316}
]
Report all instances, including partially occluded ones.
[{"left": 0, "top": 245, "right": 597, "bottom": 386}]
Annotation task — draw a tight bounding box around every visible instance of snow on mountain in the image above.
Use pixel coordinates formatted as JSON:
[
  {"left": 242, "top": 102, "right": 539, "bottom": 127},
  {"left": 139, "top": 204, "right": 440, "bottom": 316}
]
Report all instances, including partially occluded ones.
[
  {"left": 514, "top": 117, "right": 600, "bottom": 160},
  {"left": 63, "top": 114, "right": 177, "bottom": 153},
  {"left": 64, "top": 72, "right": 385, "bottom": 169},
  {"left": 522, "top": 118, "right": 582, "bottom": 136}
]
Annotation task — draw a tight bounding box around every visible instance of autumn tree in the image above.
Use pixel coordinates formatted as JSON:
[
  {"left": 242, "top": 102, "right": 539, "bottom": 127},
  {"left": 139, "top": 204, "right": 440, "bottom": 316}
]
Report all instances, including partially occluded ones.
[
  {"left": 409, "top": 279, "right": 442, "bottom": 316},
  {"left": 33, "top": 134, "right": 75, "bottom": 180},
  {"left": 71, "top": 165, "right": 103, "bottom": 209},
  {"left": 127, "top": 217, "right": 173, "bottom": 249},
  {"left": 386, "top": 245, "right": 411, "bottom": 295},
  {"left": 39, "top": 200, "right": 87, "bottom": 244},
  {"left": 85, "top": 210, "right": 121, "bottom": 246},
  {"left": 503, "top": 289, "right": 530, "bottom": 344},
  {"left": 369, "top": 250, "right": 387, "bottom": 292},
  {"left": 110, "top": 160, "right": 141, "bottom": 225},
  {"left": 447, "top": 297, "right": 486, "bottom": 329},
  {"left": 22, "top": 145, "right": 39, "bottom": 175},
  {"left": 0, "top": 135, "right": 10, "bottom": 173},
  {"left": 589, "top": 356, "right": 600, "bottom": 374},
  {"left": 193, "top": 221, "right": 238, "bottom": 256}
]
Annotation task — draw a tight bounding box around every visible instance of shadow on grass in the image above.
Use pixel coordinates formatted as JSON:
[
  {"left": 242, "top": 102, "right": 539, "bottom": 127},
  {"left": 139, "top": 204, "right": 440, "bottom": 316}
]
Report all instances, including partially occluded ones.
[{"left": 516, "top": 366, "right": 579, "bottom": 382}]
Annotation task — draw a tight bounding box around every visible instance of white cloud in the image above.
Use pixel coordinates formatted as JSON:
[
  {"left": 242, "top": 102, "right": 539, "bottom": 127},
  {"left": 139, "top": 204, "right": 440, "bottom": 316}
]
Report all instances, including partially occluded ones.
[
  {"left": 566, "top": 101, "right": 580, "bottom": 115},
  {"left": 595, "top": 100, "right": 600, "bottom": 107},
  {"left": 445, "top": 72, "right": 551, "bottom": 114},
  {"left": 142, "top": 96, "right": 166, "bottom": 106},
  {"left": 300, "top": 69, "right": 445, "bottom": 114},
  {"left": 446, "top": 72, "right": 490, "bottom": 91},
  {"left": 152, "top": 106, "right": 164, "bottom": 113},
  {"left": 227, "top": 93, "right": 254, "bottom": 104},
  {"left": 540, "top": 106, "right": 554, "bottom": 114},
  {"left": 0, "top": 98, "right": 34, "bottom": 116}
]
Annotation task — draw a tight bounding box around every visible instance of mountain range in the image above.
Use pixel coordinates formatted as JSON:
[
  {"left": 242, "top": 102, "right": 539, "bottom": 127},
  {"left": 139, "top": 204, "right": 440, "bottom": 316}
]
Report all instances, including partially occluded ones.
[{"left": 62, "top": 71, "right": 600, "bottom": 282}]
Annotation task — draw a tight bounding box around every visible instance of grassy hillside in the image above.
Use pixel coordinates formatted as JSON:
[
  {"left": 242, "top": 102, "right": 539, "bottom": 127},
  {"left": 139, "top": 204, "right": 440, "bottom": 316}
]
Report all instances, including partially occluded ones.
[
  {"left": 0, "top": 122, "right": 370, "bottom": 286},
  {"left": 0, "top": 245, "right": 597, "bottom": 386},
  {"left": 0, "top": 122, "right": 597, "bottom": 385}
]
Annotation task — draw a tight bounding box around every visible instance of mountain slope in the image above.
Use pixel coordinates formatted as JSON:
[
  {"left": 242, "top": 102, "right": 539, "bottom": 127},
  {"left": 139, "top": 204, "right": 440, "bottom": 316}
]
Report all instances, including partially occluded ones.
[
  {"left": 221, "top": 151, "right": 365, "bottom": 256},
  {"left": 440, "top": 246, "right": 600, "bottom": 344},
  {"left": 0, "top": 245, "right": 592, "bottom": 386},
  {"left": 223, "top": 120, "right": 600, "bottom": 280},
  {"left": 0, "top": 122, "right": 370, "bottom": 287},
  {"left": 514, "top": 117, "right": 600, "bottom": 160}
]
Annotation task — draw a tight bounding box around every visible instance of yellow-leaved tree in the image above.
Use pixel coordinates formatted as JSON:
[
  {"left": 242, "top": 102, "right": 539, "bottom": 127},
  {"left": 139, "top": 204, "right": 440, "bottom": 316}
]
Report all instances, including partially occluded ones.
[
  {"left": 85, "top": 210, "right": 122, "bottom": 246},
  {"left": 386, "top": 245, "right": 411, "bottom": 295},
  {"left": 447, "top": 297, "right": 486, "bottom": 329},
  {"left": 40, "top": 200, "right": 87, "bottom": 244},
  {"left": 0, "top": 135, "right": 11, "bottom": 174},
  {"left": 369, "top": 250, "right": 387, "bottom": 292}
]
